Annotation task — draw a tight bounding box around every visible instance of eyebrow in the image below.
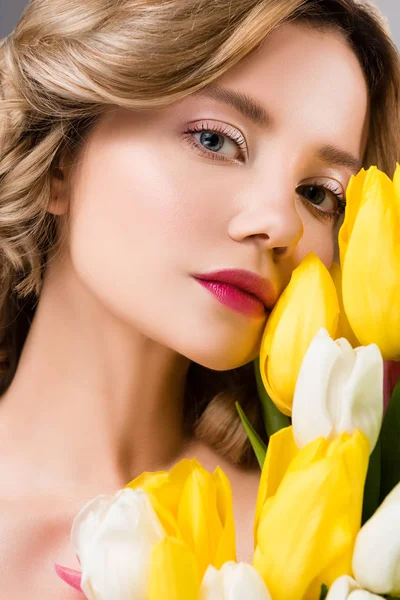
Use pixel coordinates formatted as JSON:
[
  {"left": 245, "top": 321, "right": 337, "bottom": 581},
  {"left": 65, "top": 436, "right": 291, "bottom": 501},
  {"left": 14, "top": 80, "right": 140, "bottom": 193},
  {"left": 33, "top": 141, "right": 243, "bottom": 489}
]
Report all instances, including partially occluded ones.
[
  {"left": 194, "top": 83, "right": 363, "bottom": 174},
  {"left": 316, "top": 145, "right": 362, "bottom": 174},
  {"left": 194, "top": 83, "right": 271, "bottom": 129}
]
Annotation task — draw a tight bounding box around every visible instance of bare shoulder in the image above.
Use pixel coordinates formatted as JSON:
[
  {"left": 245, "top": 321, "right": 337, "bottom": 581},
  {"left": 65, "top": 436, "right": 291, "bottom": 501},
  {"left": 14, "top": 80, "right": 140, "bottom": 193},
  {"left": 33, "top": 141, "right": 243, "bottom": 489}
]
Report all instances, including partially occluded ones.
[
  {"left": 0, "top": 495, "right": 81, "bottom": 598},
  {"left": 222, "top": 462, "right": 261, "bottom": 517}
]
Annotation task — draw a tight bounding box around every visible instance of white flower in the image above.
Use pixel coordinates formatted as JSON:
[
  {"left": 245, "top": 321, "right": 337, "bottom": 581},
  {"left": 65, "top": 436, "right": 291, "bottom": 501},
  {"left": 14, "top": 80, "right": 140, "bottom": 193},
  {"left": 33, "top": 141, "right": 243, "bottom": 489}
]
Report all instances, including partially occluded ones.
[
  {"left": 70, "top": 487, "right": 166, "bottom": 600},
  {"left": 352, "top": 481, "right": 400, "bottom": 596},
  {"left": 200, "top": 561, "right": 272, "bottom": 599},
  {"left": 292, "top": 328, "right": 383, "bottom": 453},
  {"left": 326, "top": 575, "right": 384, "bottom": 599}
]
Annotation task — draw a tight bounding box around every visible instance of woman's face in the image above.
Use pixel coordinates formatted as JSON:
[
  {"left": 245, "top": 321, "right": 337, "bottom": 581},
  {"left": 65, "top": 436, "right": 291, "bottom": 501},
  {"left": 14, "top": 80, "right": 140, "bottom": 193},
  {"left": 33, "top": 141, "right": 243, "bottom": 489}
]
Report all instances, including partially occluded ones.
[{"left": 52, "top": 22, "right": 369, "bottom": 370}]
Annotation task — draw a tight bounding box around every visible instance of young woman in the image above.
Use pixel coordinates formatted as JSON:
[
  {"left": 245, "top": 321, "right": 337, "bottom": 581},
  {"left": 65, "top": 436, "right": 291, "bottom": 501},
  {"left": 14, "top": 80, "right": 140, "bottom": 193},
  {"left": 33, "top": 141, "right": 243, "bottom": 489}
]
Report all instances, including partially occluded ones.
[{"left": 0, "top": 0, "right": 399, "bottom": 596}]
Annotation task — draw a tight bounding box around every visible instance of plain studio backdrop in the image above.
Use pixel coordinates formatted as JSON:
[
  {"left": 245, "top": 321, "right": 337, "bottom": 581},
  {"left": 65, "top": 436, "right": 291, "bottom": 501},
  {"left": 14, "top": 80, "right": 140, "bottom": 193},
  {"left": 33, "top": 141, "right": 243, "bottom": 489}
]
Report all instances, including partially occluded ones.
[{"left": 0, "top": 0, "right": 399, "bottom": 46}]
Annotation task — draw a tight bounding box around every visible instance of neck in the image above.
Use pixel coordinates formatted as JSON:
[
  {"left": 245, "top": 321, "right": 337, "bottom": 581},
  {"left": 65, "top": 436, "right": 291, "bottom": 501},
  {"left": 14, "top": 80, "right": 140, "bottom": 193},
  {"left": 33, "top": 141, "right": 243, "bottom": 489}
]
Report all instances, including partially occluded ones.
[{"left": 0, "top": 255, "right": 192, "bottom": 497}]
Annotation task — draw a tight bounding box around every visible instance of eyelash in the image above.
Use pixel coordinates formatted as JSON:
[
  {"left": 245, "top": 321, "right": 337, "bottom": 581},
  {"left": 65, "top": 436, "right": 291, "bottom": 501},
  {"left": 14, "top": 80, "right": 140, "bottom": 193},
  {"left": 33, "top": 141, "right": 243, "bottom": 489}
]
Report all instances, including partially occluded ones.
[
  {"left": 184, "top": 121, "right": 248, "bottom": 160},
  {"left": 297, "top": 180, "right": 346, "bottom": 222},
  {"left": 183, "top": 123, "right": 347, "bottom": 222}
]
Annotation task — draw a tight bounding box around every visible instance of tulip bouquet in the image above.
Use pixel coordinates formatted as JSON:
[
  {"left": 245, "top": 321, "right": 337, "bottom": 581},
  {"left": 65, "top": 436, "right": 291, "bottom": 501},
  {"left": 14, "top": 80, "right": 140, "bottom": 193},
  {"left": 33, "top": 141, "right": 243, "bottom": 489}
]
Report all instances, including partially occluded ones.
[
  {"left": 54, "top": 166, "right": 400, "bottom": 599},
  {"left": 240, "top": 164, "right": 400, "bottom": 599}
]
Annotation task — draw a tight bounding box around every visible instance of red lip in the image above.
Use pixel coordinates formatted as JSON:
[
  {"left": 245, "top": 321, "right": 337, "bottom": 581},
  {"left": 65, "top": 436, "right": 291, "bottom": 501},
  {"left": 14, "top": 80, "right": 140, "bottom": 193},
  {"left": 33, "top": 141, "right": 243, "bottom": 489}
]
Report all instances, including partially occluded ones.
[{"left": 193, "top": 269, "right": 277, "bottom": 317}]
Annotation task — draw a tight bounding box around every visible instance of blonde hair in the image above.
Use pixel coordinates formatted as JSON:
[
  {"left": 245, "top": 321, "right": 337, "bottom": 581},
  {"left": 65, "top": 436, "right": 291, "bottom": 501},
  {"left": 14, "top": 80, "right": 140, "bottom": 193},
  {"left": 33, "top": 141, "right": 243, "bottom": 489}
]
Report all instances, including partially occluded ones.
[{"left": 1, "top": 0, "right": 399, "bottom": 467}]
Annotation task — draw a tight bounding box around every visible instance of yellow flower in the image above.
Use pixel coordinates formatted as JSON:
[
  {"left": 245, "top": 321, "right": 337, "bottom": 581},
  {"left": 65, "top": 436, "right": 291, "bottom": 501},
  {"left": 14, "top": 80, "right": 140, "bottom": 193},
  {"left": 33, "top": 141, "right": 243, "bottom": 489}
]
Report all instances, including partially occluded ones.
[
  {"left": 148, "top": 541, "right": 275, "bottom": 600},
  {"left": 339, "top": 165, "right": 400, "bottom": 360},
  {"left": 253, "top": 426, "right": 369, "bottom": 600},
  {"left": 338, "top": 168, "right": 368, "bottom": 267},
  {"left": 330, "top": 262, "right": 359, "bottom": 349},
  {"left": 259, "top": 252, "right": 340, "bottom": 415},
  {"left": 148, "top": 537, "right": 200, "bottom": 599},
  {"left": 125, "top": 458, "right": 236, "bottom": 580}
]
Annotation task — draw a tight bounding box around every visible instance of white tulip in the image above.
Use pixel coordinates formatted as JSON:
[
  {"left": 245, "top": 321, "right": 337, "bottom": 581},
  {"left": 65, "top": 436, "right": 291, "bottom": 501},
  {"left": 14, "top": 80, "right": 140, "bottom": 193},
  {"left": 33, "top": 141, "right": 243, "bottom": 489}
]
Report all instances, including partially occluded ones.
[
  {"left": 292, "top": 328, "right": 383, "bottom": 453},
  {"left": 200, "top": 561, "right": 272, "bottom": 600},
  {"left": 326, "top": 575, "right": 383, "bottom": 599},
  {"left": 70, "top": 487, "right": 166, "bottom": 600},
  {"left": 352, "top": 481, "right": 400, "bottom": 596}
]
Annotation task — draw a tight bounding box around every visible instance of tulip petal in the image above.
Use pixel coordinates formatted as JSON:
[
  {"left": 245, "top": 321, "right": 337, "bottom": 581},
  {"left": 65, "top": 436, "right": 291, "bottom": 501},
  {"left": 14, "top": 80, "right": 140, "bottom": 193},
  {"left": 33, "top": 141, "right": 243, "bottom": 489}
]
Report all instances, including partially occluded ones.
[
  {"left": 177, "top": 464, "right": 223, "bottom": 578},
  {"left": 352, "top": 481, "right": 400, "bottom": 596},
  {"left": 253, "top": 430, "right": 369, "bottom": 600},
  {"left": 326, "top": 575, "right": 361, "bottom": 599},
  {"left": 253, "top": 426, "right": 298, "bottom": 538},
  {"left": 337, "top": 343, "right": 383, "bottom": 453},
  {"left": 260, "top": 253, "right": 339, "bottom": 415},
  {"left": 212, "top": 467, "right": 237, "bottom": 568},
  {"left": 392, "top": 162, "right": 400, "bottom": 209},
  {"left": 200, "top": 561, "right": 272, "bottom": 599},
  {"left": 125, "top": 471, "right": 168, "bottom": 491},
  {"left": 326, "top": 576, "right": 384, "bottom": 600},
  {"left": 71, "top": 488, "right": 166, "bottom": 600},
  {"left": 348, "top": 592, "right": 384, "bottom": 600},
  {"left": 125, "top": 461, "right": 197, "bottom": 537},
  {"left": 253, "top": 357, "right": 291, "bottom": 438},
  {"left": 54, "top": 562, "right": 83, "bottom": 592},
  {"left": 126, "top": 458, "right": 238, "bottom": 582},
  {"left": 341, "top": 168, "right": 400, "bottom": 360},
  {"left": 292, "top": 328, "right": 341, "bottom": 448},
  {"left": 126, "top": 471, "right": 179, "bottom": 522},
  {"left": 70, "top": 494, "right": 115, "bottom": 565},
  {"left": 338, "top": 168, "right": 368, "bottom": 267},
  {"left": 148, "top": 537, "right": 200, "bottom": 599},
  {"left": 142, "top": 493, "right": 180, "bottom": 538},
  {"left": 330, "top": 262, "right": 359, "bottom": 348},
  {"left": 292, "top": 328, "right": 383, "bottom": 454},
  {"left": 200, "top": 565, "right": 224, "bottom": 600}
]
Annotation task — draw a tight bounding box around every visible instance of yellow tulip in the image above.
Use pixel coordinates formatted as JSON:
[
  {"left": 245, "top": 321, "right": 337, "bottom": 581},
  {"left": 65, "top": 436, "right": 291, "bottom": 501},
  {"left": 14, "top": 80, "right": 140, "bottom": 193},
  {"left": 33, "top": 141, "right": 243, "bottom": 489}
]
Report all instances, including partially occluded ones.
[
  {"left": 148, "top": 539, "right": 275, "bottom": 600},
  {"left": 339, "top": 165, "right": 400, "bottom": 360},
  {"left": 338, "top": 168, "right": 368, "bottom": 267},
  {"left": 330, "top": 262, "right": 359, "bottom": 348},
  {"left": 253, "top": 426, "right": 369, "bottom": 600},
  {"left": 125, "top": 458, "right": 236, "bottom": 579},
  {"left": 259, "top": 252, "right": 340, "bottom": 415},
  {"left": 148, "top": 537, "right": 200, "bottom": 599}
]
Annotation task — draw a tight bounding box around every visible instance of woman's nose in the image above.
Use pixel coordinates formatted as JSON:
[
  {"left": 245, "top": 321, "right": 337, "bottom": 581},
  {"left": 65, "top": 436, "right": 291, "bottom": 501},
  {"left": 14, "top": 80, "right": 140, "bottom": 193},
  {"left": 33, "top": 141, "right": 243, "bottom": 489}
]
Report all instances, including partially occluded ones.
[{"left": 228, "top": 181, "right": 304, "bottom": 257}]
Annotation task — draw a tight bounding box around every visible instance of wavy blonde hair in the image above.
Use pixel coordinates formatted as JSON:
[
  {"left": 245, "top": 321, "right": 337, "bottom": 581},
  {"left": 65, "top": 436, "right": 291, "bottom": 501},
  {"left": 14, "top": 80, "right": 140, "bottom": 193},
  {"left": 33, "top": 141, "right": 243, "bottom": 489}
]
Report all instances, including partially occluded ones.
[{"left": 0, "top": 0, "right": 399, "bottom": 467}]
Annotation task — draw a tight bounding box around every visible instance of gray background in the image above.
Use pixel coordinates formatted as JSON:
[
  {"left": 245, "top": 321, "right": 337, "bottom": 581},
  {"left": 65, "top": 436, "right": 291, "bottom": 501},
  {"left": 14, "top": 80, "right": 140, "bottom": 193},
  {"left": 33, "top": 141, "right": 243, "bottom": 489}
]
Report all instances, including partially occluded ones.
[{"left": 0, "top": 0, "right": 399, "bottom": 46}]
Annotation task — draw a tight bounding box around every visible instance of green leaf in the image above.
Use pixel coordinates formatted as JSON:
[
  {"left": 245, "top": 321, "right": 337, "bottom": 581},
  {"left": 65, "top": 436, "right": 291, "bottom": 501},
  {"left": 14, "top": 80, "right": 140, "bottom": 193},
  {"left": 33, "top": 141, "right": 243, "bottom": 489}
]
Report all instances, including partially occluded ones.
[
  {"left": 235, "top": 400, "right": 266, "bottom": 469},
  {"left": 253, "top": 357, "right": 290, "bottom": 438},
  {"left": 319, "top": 583, "right": 328, "bottom": 600},
  {"left": 362, "top": 435, "right": 381, "bottom": 525},
  {"left": 380, "top": 374, "right": 400, "bottom": 503}
]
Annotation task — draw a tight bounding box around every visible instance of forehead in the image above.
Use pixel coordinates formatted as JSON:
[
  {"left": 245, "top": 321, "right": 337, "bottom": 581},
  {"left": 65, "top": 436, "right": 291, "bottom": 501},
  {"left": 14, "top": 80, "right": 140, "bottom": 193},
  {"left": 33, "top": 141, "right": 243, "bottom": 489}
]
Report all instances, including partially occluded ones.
[{"left": 210, "top": 21, "right": 369, "bottom": 157}]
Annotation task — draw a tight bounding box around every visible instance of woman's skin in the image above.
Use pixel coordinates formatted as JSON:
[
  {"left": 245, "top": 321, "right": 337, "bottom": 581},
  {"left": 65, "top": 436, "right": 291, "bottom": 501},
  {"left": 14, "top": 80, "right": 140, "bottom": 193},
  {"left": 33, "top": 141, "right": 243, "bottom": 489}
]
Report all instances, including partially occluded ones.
[{"left": 0, "top": 21, "right": 369, "bottom": 596}]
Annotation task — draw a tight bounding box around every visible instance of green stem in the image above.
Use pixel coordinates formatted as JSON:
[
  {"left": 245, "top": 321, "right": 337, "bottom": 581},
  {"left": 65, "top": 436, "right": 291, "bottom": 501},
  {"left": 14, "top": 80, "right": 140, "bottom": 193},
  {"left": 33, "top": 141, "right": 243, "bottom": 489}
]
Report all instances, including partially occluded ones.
[
  {"left": 380, "top": 373, "right": 400, "bottom": 503},
  {"left": 253, "top": 357, "right": 290, "bottom": 438}
]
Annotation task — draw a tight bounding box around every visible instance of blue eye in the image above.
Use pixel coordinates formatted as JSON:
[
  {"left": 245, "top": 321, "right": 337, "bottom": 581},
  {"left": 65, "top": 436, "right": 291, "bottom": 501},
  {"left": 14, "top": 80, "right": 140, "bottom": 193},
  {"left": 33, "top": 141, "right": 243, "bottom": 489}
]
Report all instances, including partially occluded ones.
[
  {"left": 184, "top": 121, "right": 248, "bottom": 162},
  {"left": 197, "top": 131, "right": 225, "bottom": 152}
]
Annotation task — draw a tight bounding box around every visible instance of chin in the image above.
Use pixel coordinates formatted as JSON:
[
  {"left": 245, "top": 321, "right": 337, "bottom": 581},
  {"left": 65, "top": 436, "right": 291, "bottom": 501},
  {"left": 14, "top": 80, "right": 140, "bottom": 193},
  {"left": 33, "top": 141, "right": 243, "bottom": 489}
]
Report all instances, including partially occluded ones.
[
  {"left": 179, "top": 334, "right": 261, "bottom": 371},
  {"left": 200, "top": 353, "right": 257, "bottom": 371}
]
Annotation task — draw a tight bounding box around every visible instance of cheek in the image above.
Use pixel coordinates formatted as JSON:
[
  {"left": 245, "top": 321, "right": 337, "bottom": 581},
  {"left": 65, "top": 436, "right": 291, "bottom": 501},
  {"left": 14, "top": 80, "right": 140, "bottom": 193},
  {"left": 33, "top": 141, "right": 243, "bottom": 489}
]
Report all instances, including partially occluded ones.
[
  {"left": 66, "top": 144, "right": 219, "bottom": 314},
  {"left": 65, "top": 144, "right": 264, "bottom": 369},
  {"left": 294, "top": 214, "right": 336, "bottom": 270}
]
